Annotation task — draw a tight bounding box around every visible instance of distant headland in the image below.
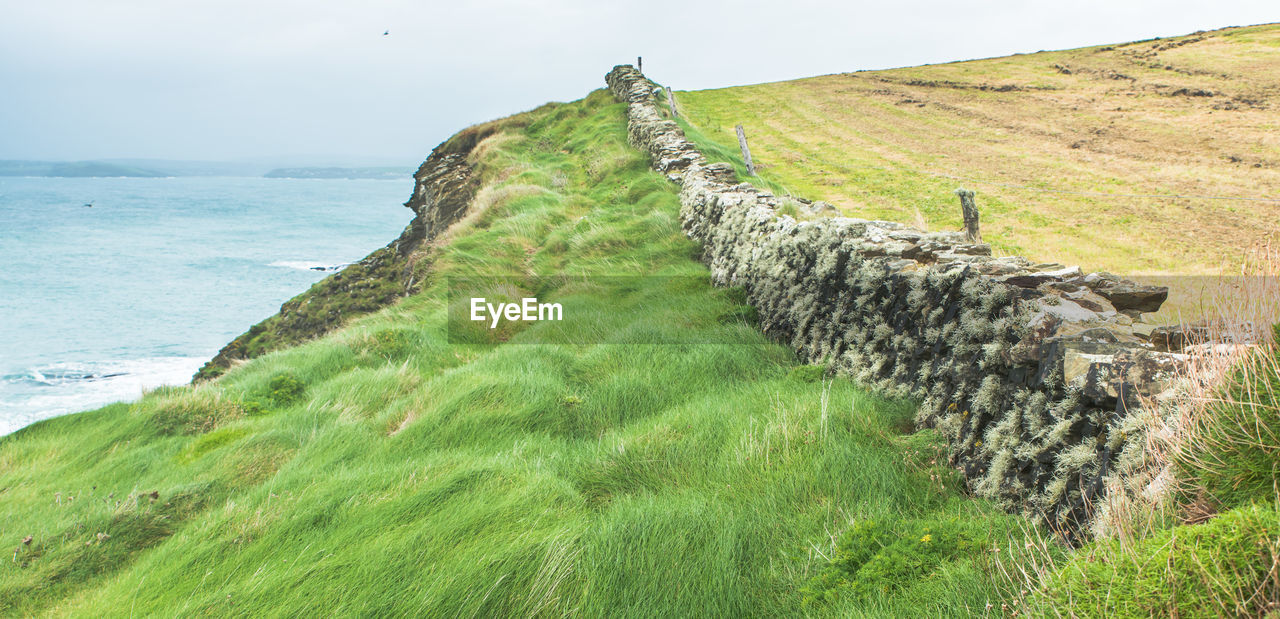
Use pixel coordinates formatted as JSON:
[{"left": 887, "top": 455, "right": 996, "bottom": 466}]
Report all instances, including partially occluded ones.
[
  {"left": 262, "top": 166, "right": 414, "bottom": 179},
  {"left": 0, "top": 159, "right": 414, "bottom": 179}
]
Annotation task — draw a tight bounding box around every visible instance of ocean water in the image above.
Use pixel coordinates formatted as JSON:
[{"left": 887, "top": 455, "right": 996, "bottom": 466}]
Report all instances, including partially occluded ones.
[{"left": 0, "top": 176, "right": 414, "bottom": 435}]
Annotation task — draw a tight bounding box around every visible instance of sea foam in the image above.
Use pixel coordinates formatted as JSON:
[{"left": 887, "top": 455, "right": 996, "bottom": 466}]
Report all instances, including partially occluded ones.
[{"left": 0, "top": 357, "right": 206, "bottom": 436}]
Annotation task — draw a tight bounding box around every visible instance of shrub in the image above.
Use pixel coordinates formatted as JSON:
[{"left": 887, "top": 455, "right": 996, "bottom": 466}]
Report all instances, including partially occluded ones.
[
  {"left": 801, "top": 516, "right": 989, "bottom": 607},
  {"left": 365, "top": 329, "right": 415, "bottom": 361},
  {"left": 240, "top": 399, "right": 267, "bottom": 416},
  {"left": 266, "top": 373, "right": 306, "bottom": 406}
]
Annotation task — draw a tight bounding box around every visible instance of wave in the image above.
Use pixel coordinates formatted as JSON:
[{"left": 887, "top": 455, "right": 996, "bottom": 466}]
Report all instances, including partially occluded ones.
[
  {"left": 269, "top": 260, "right": 350, "bottom": 272},
  {"left": 0, "top": 356, "right": 206, "bottom": 436},
  {"left": 9, "top": 363, "right": 129, "bottom": 386}
]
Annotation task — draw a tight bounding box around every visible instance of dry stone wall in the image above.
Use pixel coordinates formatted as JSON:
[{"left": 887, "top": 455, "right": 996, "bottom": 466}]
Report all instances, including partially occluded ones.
[{"left": 607, "top": 65, "right": 1187, "bottom": 538}]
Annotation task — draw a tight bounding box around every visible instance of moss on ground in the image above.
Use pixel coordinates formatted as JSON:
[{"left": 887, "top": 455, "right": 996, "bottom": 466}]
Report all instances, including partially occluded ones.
[{"left": 1042, "top": 502, "right": 1280, "bottom": 617}]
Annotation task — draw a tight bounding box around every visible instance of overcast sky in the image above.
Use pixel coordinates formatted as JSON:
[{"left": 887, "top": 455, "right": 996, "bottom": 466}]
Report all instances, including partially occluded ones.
[{"left": 1, "top": 0, "right": 1274, "bottom": 163}]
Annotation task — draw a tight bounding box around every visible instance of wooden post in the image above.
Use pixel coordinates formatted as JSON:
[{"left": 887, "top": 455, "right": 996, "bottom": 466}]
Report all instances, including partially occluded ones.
[
  {"left": 955, "top": 188, "right": 981, "bottom": 243},
  {"left": 665, "top": 86, "right": 677, "bottom": 118},
  {"left": 735, "top": 124, "right": 756, "bottom": 176},
  {"left": 637, "top": 56, "right": 642, "bottom": 74}
]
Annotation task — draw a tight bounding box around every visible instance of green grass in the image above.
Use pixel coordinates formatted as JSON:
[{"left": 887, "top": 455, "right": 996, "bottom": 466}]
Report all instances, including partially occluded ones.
[
  {"left": 0, "top": 89, "right": 1023, "bottom": 616},
  {"left": 1041, "top": 502, "right": 1280, "bottom": 617}
]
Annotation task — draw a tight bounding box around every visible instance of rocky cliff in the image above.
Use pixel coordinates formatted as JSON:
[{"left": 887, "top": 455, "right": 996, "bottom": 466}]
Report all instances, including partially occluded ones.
[
  {"left": 193, "top": 121, "right": 503, "bottom": 381},
  {"left": 607, "top": 65, "right": 1192, "bottom": 538}
]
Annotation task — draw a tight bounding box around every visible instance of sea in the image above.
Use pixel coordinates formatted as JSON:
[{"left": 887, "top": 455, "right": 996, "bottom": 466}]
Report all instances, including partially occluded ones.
[{"left": 0, "top": 176, "right": 414, "bottom": 435}]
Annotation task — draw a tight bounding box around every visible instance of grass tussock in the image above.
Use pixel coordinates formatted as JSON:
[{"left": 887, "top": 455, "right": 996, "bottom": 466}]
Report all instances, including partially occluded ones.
[
  {"left": 1019, "top": 501, "right": 1280, "bottom": 617},
  {"left": 1173, "top": 318, "right": 1280, "bottom": 513},
  {"left": 436, "top": 182, "right": 553, "bottom": 244},
  {"left": 149, "top": 389, "right": 251, "bottom": 436}
]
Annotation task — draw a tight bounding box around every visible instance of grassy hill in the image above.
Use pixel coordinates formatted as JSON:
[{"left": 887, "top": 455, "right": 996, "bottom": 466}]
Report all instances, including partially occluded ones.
[
  {"left": 674, "top": 24, "right": 1280, "bottom": 298},
  {"left": 5, "top": 29, "right": 1280, "bottom": 616},
  {"left": 0, "top": 91, "right": 1025, "bottom": 616}
]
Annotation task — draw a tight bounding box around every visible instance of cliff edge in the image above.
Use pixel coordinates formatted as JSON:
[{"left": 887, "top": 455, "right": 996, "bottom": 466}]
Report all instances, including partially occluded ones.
[{"left": 193, "top": 121, "right": 506, "bottom": 381}]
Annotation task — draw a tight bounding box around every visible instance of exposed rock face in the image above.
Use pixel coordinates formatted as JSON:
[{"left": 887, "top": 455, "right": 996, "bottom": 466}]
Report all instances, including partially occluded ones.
[
  {"left": 607, "top": 64, "right": 1187, "bottom": 538},
  {"left": 193, "top": 123, "right": 497, "bottom": 382}
]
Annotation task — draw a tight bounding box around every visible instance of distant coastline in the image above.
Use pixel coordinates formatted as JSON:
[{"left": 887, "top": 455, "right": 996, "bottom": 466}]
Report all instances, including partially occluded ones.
[
  {"left": 263, "top": 166, "right": 415, "bottom": 179},
  {"left": 0, "top": 160, "right": 168, "bottom": 178},
  {"left": 0, "top": 159, "right": 414, "bottom": 179}
]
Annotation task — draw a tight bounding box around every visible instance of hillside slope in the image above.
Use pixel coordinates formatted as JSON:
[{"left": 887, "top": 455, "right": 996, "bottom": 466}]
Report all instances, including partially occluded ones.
[
  {"left": 676, "top": 24, "right": 1280, "bottom": 285},
  {"left": 0, "top": 91, "right": 1022, "bottom": 616}
]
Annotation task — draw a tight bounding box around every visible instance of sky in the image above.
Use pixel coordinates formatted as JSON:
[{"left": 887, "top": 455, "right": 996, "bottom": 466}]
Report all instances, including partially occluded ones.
[{"left": 1, "top": 0, "right": 1275, "bottom": 164}]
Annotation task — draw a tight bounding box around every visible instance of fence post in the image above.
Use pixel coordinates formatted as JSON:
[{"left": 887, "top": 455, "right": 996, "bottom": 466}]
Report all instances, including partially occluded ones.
[
  {"left": 955, "top": 188, "right": 981, "bottom": 243},
  {"left": 637, "top": 56, "right": 642, "bottom": 74},
  {"left": 666, "top": 86, "right": 677, "bottom": 118},
  {"left": 735, "top": 124, "right": 756, "bottom": 176}
]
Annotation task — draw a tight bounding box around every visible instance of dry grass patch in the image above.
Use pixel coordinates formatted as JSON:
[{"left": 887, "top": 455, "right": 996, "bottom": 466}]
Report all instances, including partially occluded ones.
[
  {"left": 677, "top": 24, "right": 1280, "bottom": 317},
  {"left": 435, "top": 183, "right": 552, "bottom": 244}
]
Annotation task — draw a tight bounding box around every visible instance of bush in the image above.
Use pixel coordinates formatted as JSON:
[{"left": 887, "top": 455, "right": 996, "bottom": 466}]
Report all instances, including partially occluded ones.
[
  {"left": 1041, "top": 503, "right": 1280, "bottom": 616},
  {"left": 363, "top": 329, "right": 416, "bottom": 362},
  {"left": 267, "top": 373, "right": 306, "bottom": 406},
  {"left": 240, "top": 399, "right": 267, "bottom": 416}
]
